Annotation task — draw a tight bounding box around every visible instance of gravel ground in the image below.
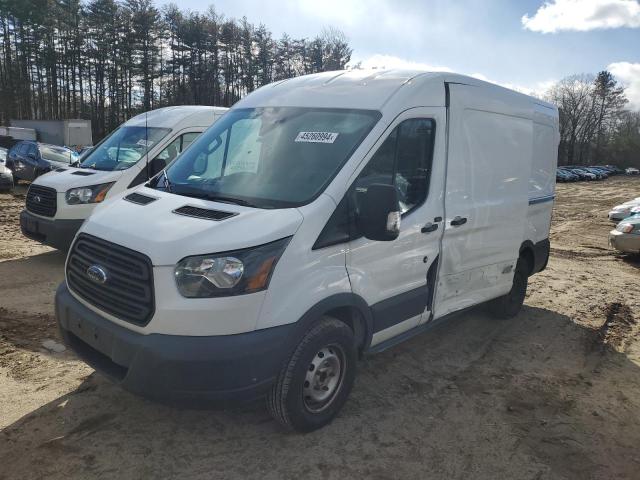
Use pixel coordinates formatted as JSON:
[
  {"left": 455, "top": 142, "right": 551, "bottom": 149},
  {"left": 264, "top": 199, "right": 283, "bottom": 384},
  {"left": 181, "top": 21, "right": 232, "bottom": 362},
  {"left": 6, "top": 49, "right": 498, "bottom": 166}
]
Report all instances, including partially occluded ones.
[{"left": 1, "top": 177, "right": 639, "bottom": 480}]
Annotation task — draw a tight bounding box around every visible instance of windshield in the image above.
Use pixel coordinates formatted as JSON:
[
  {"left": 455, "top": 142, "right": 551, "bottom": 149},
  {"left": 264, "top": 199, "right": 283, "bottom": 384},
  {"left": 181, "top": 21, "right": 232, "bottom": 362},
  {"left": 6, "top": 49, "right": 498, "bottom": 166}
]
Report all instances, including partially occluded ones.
[
  {"left": 156, "top": 107, "right": 380, "bottom": 208},
  {"left": 80, "top": 126, "right": 171, "bottom": 171},
  {"left": 41, "top": 145, "right": 76, "bottom": 164}
]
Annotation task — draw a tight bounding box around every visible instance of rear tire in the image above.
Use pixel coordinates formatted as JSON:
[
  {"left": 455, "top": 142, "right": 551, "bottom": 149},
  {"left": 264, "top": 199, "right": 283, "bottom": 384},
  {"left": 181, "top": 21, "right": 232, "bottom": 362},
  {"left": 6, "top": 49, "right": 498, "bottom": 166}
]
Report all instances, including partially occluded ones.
[
  {"left": 267, "top": 317, "right": 357, "bottom": 432},
  {"left": 488, "top": 256, "right": 529, "bottom": 319}
]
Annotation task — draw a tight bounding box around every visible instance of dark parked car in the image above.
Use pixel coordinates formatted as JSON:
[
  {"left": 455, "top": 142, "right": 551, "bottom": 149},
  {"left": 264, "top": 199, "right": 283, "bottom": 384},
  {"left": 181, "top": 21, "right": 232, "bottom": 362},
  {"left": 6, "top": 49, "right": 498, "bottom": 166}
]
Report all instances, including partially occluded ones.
[
  {"left": 6, "top": 141, "right": 78, "bottom": 182},
  {"left": 556, "top": 170, "right": 573, "bottom": 182},
  {"left": 557, "top": 168, "right": 579, "bottom": 181}
]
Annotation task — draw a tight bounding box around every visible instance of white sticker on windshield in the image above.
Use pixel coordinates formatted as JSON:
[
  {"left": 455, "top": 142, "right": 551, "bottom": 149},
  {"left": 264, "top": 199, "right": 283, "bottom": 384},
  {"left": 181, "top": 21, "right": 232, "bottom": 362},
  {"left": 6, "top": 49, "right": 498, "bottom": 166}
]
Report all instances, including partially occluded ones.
[
  {"left": 295, "top": 131, "right": 339, "bottom": 144},
  {"left": 136, "top": 139, "right": 154, "bottom": 147}
]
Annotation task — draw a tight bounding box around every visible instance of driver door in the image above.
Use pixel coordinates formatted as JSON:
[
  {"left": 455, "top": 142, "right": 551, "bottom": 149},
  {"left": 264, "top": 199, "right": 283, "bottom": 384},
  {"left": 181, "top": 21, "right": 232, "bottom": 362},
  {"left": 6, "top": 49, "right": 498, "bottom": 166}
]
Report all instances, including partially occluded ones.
[{"left": 346, "top": 107, "right": 446, "bottom": 346}]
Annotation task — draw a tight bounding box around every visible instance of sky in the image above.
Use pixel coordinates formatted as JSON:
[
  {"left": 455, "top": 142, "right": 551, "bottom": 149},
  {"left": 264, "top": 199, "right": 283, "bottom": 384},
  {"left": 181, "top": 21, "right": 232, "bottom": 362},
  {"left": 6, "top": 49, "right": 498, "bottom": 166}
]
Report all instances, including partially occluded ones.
[{"left": 156, "top": 0, "right": 640, "bottom": 108}]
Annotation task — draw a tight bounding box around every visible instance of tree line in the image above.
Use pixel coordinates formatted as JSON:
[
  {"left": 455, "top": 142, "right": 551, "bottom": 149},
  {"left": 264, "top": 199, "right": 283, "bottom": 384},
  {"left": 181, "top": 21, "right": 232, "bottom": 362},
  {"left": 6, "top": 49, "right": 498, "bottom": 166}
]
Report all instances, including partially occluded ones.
[
  {"left": 0, "top": 0, "right": 352, "bottom": 139},
  {"left": 546, "top": 71, "right": 639, "bottom": 168}
]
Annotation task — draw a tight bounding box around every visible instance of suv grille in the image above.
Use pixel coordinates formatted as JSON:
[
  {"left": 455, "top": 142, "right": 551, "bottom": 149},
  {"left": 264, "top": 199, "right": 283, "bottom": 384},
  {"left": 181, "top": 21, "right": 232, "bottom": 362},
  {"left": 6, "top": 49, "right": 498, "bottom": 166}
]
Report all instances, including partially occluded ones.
[
  {"left": 66, "top": 234, "right": 155, "bottom": 326},
  {"left": 26, "top": 185, "right": 57, "bottom": 217}
]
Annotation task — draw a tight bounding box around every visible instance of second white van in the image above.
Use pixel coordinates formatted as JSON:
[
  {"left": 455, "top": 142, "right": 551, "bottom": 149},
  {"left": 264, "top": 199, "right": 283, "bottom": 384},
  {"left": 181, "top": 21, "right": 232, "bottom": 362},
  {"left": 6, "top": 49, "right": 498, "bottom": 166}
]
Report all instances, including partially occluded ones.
[
  {"left": 20, "top": 106, "right": 227, "bottom": 250},
  {"left": 55, "top": 70, "right": 558, "bottom": 432}
]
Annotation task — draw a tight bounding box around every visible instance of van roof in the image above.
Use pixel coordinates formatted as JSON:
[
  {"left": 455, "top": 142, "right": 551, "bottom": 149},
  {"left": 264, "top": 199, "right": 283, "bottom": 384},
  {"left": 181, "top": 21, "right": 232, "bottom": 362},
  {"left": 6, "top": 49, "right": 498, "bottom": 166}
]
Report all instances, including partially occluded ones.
[
  {"left": 126, "top": 105, "right": 228, "bottom": 129},
  {"left": 236, "top": 69, "right": 556, "bottom": 113}
]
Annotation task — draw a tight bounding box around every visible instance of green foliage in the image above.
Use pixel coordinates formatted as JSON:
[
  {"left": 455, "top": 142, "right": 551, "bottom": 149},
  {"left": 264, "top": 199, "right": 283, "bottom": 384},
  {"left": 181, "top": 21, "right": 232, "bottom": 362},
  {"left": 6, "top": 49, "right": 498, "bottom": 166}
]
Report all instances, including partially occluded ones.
[
  {"left": 0, "top": 0, "right": 353, "bottom": 140},
  {"left": 547, "top": 71, "right": 638, "bottom": 168}
]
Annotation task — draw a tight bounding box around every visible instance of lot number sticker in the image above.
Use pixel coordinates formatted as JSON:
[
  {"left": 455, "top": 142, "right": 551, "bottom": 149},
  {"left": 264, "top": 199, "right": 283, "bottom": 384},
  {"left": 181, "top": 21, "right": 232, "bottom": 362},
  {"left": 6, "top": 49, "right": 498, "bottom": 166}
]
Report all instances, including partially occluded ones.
[{"left": 295, "top": 131, "right": 339, "bottom": 144}]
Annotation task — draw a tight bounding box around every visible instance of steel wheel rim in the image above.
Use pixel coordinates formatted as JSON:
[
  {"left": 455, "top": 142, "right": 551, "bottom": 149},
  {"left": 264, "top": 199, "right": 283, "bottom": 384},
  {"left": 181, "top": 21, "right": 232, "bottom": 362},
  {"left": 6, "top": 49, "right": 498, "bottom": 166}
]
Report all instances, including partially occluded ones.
[{"left": 303, "top": 344, "right": 345, "bottom": 413}]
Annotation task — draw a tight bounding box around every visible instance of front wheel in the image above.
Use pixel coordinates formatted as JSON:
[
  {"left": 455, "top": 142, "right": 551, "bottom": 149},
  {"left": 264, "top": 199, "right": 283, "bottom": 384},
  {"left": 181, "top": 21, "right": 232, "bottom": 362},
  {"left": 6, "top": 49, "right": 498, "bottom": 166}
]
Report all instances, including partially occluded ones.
[
  {"left": 267, "top": 317, "right": 357, "bottom": 432},
  {"left": 488, "top": 256, "right": 529, "bottom": 319}
]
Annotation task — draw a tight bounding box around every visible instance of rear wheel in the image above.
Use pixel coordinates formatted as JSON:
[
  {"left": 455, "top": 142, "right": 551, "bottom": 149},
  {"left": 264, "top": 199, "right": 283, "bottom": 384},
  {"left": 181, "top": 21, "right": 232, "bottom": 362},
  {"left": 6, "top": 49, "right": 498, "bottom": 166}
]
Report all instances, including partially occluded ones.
[
  {"left": 267, "top": 317, "right": 356, "bottom": 432},
  {"left": 488, "top": 256, "right": 529, "bottom": 319}
]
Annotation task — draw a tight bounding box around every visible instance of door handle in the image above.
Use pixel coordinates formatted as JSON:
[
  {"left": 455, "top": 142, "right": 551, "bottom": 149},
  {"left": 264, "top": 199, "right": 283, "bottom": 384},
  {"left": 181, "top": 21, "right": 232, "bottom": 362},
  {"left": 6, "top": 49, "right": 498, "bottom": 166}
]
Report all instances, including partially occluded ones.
[
  {"left": 450, "top": 216, "right": 467, "bottom": 227},
  {"left": 421, "top": 222, "right": 439, "bottom": 233}
]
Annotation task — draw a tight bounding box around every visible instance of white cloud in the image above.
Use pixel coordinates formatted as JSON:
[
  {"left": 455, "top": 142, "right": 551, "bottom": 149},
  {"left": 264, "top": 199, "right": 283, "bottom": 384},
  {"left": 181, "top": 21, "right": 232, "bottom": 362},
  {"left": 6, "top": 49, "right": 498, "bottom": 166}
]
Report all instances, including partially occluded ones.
[
  {"left": 522, "top": 0, "right": 640, "bottom": 33},
  {"left": 348, "top": 55, "right": 555, "bottom": 98},
  {"left": 349, "top": 54, "right": 453, "bottom": 72},
  {"left": 608, "top": 62, "right": 640, "bottom": 110}
]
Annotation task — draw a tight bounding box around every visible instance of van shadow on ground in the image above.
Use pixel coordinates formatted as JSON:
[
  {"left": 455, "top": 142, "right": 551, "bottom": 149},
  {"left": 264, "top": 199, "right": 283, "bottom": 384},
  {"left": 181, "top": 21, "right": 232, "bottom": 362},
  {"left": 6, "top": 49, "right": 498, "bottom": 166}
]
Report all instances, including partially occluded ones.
[{"left": 2, "top": 305, "right": 640, "bottom": 480}]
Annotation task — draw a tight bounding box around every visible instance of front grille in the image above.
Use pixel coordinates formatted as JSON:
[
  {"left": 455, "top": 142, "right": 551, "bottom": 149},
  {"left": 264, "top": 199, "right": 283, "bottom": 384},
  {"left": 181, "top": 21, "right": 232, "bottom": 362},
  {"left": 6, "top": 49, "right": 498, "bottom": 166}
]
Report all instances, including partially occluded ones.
[
  {"left": 26, "top": 185, "right": 57, "bottom": 217},
  {"left": 173, "top": 205, "right": 236, "bottom": 221},
  {"left": 66, "top": 234, "right": 155, "bottom": 326}
]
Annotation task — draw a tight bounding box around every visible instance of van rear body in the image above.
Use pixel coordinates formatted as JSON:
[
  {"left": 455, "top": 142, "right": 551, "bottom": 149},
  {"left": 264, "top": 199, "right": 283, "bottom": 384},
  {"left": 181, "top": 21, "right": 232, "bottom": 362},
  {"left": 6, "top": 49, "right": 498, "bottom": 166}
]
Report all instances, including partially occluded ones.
[{"left": 55, "top": 70, "right": 559, "bottom": 431}]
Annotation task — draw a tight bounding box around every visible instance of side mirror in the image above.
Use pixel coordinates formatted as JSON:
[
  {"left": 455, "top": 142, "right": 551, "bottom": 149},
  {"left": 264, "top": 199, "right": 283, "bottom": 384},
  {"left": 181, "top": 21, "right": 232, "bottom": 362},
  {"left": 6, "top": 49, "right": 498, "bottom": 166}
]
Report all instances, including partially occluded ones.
[{"left": 359, "top": 183, "right": 401, "bottom": 241}]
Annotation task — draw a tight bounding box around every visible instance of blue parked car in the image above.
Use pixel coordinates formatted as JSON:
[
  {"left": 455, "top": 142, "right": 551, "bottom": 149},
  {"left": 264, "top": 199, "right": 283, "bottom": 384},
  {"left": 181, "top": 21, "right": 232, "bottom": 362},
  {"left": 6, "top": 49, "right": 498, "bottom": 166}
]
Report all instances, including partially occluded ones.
[{"left": 6, "top": 141, "right": 78, "bottom": 182}]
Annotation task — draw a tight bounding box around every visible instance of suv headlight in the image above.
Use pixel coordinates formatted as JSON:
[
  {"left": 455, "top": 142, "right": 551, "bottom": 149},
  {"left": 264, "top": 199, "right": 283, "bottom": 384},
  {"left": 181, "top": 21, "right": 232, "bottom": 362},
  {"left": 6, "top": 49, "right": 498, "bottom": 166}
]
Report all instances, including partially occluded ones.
[
  {"left": 66, "top": 182, "right": 115, "bottom": 205},
  {"left": 174, "top": 237, "right": 291, "bottom": 298}
]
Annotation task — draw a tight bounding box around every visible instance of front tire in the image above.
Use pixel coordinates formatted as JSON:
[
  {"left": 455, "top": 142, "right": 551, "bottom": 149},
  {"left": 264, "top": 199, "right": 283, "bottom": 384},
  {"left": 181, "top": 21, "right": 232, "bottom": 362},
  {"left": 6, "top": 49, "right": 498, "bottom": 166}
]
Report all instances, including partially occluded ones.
[
  {"left": 267, "top": 317, "right": 357, "bottom": 432},
  {"left": 488, "top": 256, "right": 529, "bottom": 319}
]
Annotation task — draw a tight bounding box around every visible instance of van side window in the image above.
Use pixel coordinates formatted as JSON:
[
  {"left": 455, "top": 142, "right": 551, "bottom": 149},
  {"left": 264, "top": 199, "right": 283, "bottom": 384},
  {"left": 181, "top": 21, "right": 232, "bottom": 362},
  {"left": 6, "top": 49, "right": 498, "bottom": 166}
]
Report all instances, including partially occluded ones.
[
  {"left": 355, "top": 118, "right": 435, "bottom": 215},
  {"left": 181, "top": 132, "right": 199, "bottom": 150},
  {"left": 149, "top": 132, "right": 202, "bottom": 177},
  {"left": 314, "top": 118, "right": 436, "bottom": 249}
]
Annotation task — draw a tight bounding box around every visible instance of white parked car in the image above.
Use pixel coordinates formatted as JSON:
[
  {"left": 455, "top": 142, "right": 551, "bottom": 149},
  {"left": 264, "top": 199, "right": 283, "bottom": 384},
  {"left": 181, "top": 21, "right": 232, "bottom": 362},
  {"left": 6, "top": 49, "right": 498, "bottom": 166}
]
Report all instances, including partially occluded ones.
[
  {"left": 610, "top": 217, "right": 640, "bottom": 254},
  {"left": 20, "top": 106, "right": 227, "bottom": 250},
  {"left": 608, "top": 198, "right": 640, "bottom": 221},
  {"left": 55, "top": 70, "right": 559, "bottom": 431},
  {"left": 0, "top": 147, "right": 13, "bottom": 191},
  {"left": 626, "top": 167, "right": 639, "bottom": 175}
]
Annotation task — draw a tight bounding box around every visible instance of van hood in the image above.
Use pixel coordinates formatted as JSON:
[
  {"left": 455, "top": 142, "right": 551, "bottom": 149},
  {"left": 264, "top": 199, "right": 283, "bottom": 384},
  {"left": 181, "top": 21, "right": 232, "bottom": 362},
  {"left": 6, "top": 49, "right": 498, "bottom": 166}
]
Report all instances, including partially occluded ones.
[
  {"left": 34, "top": 167, "right": 125, "bottom": 192},
  {"left": 81, "top": 186, "right": 305, "bottom": 265}
]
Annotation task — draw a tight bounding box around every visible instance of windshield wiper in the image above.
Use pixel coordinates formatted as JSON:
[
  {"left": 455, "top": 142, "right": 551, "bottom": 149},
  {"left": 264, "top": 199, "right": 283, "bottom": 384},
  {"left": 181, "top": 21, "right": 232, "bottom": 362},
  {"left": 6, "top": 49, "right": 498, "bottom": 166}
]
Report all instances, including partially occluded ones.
[
  {"left": 172, "top": 188, "right": 257, "bottom": 208},
  {"left": 204, "top": 195, "right": 257, "bottom": 208}
]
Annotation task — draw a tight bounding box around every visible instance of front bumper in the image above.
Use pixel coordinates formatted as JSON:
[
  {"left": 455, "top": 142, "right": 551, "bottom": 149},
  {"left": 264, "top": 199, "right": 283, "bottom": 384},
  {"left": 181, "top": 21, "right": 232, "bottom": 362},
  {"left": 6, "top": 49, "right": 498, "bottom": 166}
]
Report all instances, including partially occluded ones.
[
  {"left": 609, "top": 230, "right": 640, "bottom": 254},
  {"left": 20, "top": 209, "right": 83, "bottom": 250},
  {"left": 55, "top": 283, "right": 295, "bottom": 404}
]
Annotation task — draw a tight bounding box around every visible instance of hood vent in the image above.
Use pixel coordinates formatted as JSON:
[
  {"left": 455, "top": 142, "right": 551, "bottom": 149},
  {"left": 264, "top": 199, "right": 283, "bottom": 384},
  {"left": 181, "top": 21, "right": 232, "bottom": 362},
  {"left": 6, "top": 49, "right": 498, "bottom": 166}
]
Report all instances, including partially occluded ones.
[
  {"left": 54, "top": 167, "right": 68, "bottom": 172},
  {"left": 71, "top": 170, "right": 95, "bottom": 176},
  {"left": 124, "top": 192, "right": 157, "bottom": 205},
  {"left": 173, "top": 205, "right": 237, "bottom": 221}
]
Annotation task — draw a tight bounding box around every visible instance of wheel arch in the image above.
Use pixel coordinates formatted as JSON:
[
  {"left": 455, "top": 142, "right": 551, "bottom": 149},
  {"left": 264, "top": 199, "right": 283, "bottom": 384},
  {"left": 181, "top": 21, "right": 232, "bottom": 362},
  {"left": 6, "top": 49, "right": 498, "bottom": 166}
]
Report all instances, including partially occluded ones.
[
  {"left": 286, "top": 293, "right": 374, "bottom": 357},
  {"left": 519, "top": 240, "right": 535, "bottom": 276}
]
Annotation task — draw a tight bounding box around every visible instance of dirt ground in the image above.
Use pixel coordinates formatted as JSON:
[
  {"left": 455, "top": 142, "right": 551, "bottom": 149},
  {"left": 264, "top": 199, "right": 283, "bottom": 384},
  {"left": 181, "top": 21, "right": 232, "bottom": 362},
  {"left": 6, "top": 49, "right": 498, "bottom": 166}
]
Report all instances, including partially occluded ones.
[{"left": 1, "top": 177, "right": 639, "bottom": 480}]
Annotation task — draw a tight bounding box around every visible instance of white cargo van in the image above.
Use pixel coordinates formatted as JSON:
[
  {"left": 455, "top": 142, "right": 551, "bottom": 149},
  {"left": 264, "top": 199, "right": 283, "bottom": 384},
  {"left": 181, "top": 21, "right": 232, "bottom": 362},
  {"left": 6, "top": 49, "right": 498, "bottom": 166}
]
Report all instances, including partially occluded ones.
[
  {"left": 55, "top": 70, "right": 558, "bottom": 432},
  {"left": 21, "top": 106, "right": 227, "bottom": 250}
]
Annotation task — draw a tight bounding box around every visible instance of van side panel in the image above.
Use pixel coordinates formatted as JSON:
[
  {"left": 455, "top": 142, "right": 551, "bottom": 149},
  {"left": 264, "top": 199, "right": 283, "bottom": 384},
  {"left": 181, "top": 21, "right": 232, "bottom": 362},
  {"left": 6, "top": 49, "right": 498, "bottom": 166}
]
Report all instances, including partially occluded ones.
[
  {"left": 435, "top": 84, "right": 532, "bottom": 318},
  {"left": 256, "top": 194, "right": 352, "bottom": 331}
]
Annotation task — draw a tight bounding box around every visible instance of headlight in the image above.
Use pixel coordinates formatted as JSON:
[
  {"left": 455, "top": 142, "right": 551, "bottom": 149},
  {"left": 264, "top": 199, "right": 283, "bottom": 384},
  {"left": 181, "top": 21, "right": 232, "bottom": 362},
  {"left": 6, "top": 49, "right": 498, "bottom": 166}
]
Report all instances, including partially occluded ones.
[
  {"left": 66, "top": 182, "right": 115, "bottom": 205},
  {"left": 617, "top": 223, "right": 635, "bottom": 233},
  {"left": 174, "top": 237, "right": 291, "bottom": 298}
]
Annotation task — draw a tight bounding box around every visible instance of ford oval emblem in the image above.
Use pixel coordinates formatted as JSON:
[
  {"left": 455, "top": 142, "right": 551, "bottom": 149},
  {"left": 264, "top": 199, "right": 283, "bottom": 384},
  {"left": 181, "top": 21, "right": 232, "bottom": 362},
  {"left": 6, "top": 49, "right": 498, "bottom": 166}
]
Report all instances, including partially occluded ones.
[{"left": 86, "top": 265, "right": 108, "bottom": 284}]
